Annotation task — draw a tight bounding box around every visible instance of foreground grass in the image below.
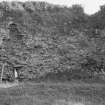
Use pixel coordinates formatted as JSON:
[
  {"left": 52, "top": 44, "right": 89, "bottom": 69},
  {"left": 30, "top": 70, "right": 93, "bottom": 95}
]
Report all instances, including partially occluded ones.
[{"left": 0, "top": 81, "right": 105, "bottom": 105}]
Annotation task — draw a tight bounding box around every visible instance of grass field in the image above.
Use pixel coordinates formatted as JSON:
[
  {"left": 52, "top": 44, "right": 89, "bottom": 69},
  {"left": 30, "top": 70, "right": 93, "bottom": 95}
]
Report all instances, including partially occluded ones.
[{"left": 0, "top": 81, "right": 105, "bottom": 105}]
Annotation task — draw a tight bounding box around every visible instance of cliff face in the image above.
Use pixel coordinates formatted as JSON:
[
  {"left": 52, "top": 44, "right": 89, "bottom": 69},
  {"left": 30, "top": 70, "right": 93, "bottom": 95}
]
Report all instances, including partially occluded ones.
[{"left": 0, "top": 1, "right": 105, "bottom": 81}]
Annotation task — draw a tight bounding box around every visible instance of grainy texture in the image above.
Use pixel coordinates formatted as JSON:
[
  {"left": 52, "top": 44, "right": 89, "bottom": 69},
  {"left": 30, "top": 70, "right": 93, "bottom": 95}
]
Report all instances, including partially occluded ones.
[
  {"left": 0, "top": 1, "right": 105, "bottom": 105},
  {"left": 0, "top": 82, "right": 105, "bottom": 105},
  {"left": 0, "top": 1, "right": 105, "bottom": 81}
]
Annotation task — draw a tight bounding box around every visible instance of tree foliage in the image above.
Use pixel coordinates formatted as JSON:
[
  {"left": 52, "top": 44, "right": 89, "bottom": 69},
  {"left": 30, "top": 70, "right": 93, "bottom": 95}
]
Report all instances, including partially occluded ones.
[{"left": 0, "top": 1, "right": 105, "bottom": 81}]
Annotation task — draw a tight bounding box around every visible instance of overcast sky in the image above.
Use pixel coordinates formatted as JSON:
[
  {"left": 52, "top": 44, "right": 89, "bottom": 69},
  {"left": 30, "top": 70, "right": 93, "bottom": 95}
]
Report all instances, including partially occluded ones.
[{"left": 2, "top": 0, "right": 105, "bottom": 14}]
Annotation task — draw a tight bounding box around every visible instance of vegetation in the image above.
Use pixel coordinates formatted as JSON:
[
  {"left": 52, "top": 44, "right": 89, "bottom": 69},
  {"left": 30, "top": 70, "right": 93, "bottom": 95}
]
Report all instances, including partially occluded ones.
[
  {"left": 0, "top": 82, "right": 105, "bottom": 105},
  {"left": 0, "top": 1, "right": 105, "bottom": 81}
]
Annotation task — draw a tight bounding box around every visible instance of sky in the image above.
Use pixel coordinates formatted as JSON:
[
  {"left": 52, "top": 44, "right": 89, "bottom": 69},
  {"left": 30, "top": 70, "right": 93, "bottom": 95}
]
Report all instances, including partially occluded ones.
[{"left": 2, "top": 0, "right": 105, "bottom": 15}]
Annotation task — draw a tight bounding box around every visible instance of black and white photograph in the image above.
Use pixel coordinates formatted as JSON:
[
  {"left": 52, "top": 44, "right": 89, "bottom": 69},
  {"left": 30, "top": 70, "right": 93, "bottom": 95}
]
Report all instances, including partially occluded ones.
[{"left": 0, "top": 0, "right": 105, "bottom": 105}]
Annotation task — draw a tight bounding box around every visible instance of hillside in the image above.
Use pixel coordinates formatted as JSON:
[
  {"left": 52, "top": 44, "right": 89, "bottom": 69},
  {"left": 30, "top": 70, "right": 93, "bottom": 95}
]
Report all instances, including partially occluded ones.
[{"left": 0, "top": 1, "right": 105, "bottom": 82}]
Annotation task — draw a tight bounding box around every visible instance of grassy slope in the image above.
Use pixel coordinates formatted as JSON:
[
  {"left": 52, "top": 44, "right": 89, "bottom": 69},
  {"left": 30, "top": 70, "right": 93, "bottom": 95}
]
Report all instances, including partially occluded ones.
[{"left": 0, "top": 82, "right": 105, "bottom": 105}]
